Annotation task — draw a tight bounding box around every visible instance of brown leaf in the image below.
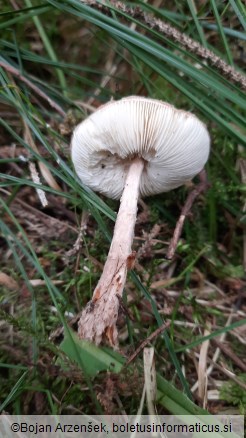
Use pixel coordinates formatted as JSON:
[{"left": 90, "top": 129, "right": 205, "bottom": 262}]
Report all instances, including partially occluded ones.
[{"left": 0, "top": 272, "right": 18, "bottom": 290}]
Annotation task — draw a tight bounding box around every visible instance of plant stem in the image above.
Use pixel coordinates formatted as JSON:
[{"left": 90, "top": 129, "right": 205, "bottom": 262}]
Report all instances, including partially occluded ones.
[{"left": 78, "top": 157, "right": 144, "bottom": 346}]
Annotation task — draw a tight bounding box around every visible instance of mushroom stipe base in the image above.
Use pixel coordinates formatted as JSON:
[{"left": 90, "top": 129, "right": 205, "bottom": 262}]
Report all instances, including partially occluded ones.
[
  {"left": 78, "top": 157, "right": 144, "bottom": 346},
  {"left": 77, "top": 168, "right": 210, "bottom": 347}
]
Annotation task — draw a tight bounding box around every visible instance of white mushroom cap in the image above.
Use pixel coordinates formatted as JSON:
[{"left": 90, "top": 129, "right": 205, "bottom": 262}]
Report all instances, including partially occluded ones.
[{"left": 71, "top": 96, "right": 210, "bottom": 200}]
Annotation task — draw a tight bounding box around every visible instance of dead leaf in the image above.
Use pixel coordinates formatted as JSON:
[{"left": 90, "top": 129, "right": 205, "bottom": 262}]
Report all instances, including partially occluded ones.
[{"left": 0, "top": 272, "right": 18, "bottom": 290}]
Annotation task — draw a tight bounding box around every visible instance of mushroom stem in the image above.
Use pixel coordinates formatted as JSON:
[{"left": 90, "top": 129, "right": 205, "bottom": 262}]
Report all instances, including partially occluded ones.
[{"left": 78, "top": 157, "right": 145, "bottom": 346}]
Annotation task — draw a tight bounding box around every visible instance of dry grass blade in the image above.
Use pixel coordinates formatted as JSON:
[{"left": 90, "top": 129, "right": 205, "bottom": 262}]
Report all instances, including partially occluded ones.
[
  {"left": 65, "top": 211, "right": 89, "bottom": 258},
  {"left": 23, "top": 120, "right": 62, "bottom": 192},
  {"left": 212, "top": 338, "right": 246, "bottom": 372},
  {"left": 191, "top": 312, "right": 234, "bottom": 393},
  {"left": 28, "top": 161, "right": 48, "bottom": 207},
  {"left": 29, "top": 279, "right": 64, "bottom": 286},
  {"left": 143, "top": 347, "right": 157, "bottom": 416},
  {"left": 197, "top": 327, "right": 210, "bottom": 409},
  {"left": 204, "top": 359, "right": 246, "bottom": 392}
]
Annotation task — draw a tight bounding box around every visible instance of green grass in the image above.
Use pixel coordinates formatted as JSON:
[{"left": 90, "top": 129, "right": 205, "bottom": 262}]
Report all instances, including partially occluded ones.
[{"left": 0, "top": 0, "right": 245, "bottom": 416}]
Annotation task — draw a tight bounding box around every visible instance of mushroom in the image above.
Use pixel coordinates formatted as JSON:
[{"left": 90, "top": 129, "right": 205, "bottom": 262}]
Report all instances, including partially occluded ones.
[{"left": 71, "top": 96, "right": 210, "bottom": 346}]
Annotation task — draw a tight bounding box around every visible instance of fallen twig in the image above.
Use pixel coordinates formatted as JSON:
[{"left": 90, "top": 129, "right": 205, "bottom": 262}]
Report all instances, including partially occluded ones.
[
  {"left": 124, "top": 321, "right": 171, "bottom": 367},
  {"left": 0, "top": 60, "right": 66, "bottom": 117},
  {"left": 166, "top": 169, "right": 210, "bottom": 259}
]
